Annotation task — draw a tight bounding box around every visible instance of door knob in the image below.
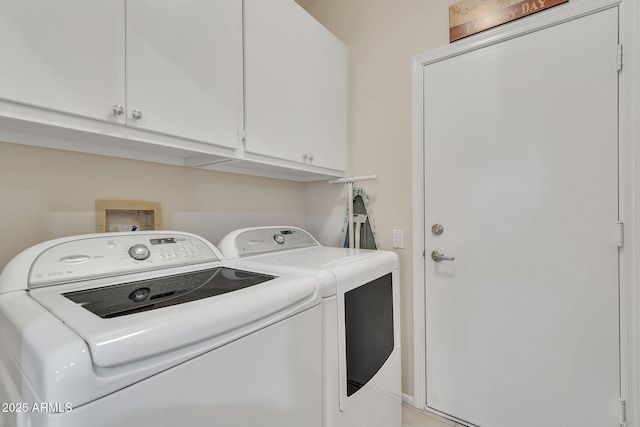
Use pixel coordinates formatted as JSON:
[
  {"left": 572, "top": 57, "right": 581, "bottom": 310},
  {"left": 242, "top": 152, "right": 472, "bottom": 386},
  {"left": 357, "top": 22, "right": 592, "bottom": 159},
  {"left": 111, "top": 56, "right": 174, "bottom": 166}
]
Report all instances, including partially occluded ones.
[
  {"left": 431, "top": 224, "right": 444, "bottom": 235},
  {"left": 431, "top": 250, "right": 455, "bottom": 262},
  {"left": 131, "top": 109, "right": 143, "bottom": 120}
]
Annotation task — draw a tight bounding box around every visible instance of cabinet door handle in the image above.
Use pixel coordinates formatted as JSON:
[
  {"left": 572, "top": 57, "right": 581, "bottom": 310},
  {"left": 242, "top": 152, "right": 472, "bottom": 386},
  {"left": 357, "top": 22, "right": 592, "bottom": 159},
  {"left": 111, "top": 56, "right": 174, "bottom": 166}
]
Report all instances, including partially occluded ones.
[
  {"left": 308, "top": 154, "right": 314, "bottom": 161},
  {"left": 303, "top": 154, "right": 315, "bottom": 162},
  {"left": 131, "top": 109, "right": 143, "bottom": 120},
  {"left": 112, "top": 105, "right": 124, "bottom": 116}
]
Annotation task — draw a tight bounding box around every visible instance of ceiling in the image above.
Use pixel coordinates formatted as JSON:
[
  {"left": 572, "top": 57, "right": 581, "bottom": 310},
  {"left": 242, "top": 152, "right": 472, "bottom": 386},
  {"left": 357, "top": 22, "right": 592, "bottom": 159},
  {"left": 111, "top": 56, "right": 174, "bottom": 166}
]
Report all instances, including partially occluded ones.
[{"left": 294, "top": 0, "right": 318, "bottom": 8}]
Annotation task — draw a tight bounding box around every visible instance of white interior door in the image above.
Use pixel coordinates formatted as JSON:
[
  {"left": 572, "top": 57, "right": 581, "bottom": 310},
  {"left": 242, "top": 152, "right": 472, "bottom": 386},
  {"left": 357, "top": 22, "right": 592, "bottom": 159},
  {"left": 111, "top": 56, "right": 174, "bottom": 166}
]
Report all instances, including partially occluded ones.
[{"left": 424, "top": 7, "right": 620, "bottom": 427}]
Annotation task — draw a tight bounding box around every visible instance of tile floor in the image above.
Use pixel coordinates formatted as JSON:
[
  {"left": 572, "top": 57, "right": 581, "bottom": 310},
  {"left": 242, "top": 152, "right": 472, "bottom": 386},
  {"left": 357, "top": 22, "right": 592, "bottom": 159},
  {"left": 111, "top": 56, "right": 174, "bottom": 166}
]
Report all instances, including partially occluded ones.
[{"left": 402, "top": 404, "right": 467, "bottom": 427}]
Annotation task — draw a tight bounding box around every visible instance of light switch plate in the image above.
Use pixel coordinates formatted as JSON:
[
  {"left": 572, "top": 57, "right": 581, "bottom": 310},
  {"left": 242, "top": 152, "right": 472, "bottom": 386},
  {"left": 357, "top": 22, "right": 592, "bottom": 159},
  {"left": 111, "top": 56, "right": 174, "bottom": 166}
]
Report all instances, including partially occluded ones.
[{"left": 393, "top": 229, "right": 404, "bottom": 249}]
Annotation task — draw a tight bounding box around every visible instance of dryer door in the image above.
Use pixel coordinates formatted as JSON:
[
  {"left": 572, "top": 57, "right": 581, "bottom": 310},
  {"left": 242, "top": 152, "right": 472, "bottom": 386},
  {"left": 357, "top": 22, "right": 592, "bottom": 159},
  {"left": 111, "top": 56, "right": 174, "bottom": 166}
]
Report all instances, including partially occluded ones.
[
  {"left": 343, "top": 273, "right": 394, "bottom": 396},
  {"left": 334, "top": 252, "right": 400, "bottom": 412}
]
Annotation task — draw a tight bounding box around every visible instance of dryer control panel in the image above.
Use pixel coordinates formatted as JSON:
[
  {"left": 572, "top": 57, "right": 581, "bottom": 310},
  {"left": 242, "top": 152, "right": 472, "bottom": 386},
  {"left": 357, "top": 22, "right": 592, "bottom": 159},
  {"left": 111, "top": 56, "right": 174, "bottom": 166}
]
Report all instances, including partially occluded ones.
[
  {"left": 221, "top": 227, "right": 319, "bottom": 258},
  {"left": 27, "top": 233, "right": 220, "bottom": 288}
]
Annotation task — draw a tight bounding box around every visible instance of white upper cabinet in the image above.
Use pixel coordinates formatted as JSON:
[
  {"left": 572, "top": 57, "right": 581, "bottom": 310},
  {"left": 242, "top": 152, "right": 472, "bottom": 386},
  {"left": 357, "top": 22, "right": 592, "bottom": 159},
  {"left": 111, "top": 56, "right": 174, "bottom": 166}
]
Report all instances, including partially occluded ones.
[
  {"left": 244, "top": 0, "right": 347, "bottom": 172},
  {"left": 0, "top": 0, "right": 125, "bottom": 123},
  {"left": 125, "top": 0, "right": 242, "bottom": 148},
  {"left": 0, "top": 0, "right": 345, "bottom": 180},
  {"left": 0, "top": 0, "right": 241, "bottom": 149}
]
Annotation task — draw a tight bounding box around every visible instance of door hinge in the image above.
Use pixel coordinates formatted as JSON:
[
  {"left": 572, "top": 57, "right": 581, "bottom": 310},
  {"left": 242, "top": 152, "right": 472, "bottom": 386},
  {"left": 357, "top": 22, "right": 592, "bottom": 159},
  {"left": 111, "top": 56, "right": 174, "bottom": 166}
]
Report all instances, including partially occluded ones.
[
  {"left": 617, "top": 222, "right": 624, "bottom": 247},
  {"left": 618, "top": 397, "right": 627, "bottom": 427},
  {"left": 617, "top": 44, "right": 623, "bottom": 71}
]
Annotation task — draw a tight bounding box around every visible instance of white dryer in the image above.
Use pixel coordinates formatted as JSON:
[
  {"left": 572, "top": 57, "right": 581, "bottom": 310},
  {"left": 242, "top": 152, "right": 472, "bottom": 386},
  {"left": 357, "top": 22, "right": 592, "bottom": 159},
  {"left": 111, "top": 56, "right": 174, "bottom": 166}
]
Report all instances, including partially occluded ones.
[
  {"left": 218, "top": 226, "right": 401, "bottom": 427},
  {"left": 0, "top": 231, "right": 322, "bottom": 427}
]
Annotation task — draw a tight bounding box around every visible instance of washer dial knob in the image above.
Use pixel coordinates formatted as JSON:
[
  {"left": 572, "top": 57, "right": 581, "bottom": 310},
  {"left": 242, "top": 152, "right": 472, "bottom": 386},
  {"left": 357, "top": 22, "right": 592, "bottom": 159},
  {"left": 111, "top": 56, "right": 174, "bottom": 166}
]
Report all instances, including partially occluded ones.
[
  {"left": 129, "top": 244, "right": 150, "bottom": 260},
  {"left": 274, "top": 234, "right": 285, "bottom": 244}
]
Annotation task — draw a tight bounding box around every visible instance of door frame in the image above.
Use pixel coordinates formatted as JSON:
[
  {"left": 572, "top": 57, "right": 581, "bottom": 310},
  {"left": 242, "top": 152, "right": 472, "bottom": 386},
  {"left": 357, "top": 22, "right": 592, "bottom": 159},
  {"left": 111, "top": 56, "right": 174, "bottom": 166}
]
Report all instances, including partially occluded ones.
[{"left": 411, "top": 0, "right": 640, "bottom": 425}]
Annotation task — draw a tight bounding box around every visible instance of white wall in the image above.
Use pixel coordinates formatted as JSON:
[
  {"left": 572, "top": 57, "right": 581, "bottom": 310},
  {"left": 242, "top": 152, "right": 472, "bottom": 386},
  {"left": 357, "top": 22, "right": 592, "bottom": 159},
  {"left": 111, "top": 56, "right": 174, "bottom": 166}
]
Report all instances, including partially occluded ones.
[{"left": 0, "top": 141, "right": 306, "bottom": 269}]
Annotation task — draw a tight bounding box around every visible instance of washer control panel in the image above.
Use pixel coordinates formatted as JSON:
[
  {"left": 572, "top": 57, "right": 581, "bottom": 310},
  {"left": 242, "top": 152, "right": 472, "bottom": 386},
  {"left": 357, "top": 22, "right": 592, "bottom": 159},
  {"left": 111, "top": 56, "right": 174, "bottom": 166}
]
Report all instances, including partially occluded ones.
[
  {"left": 28, "top": 233, "right": 219, "bottom": 288},
  {"left": 230, "top": 227, "right": 319, "bottom": 257}
]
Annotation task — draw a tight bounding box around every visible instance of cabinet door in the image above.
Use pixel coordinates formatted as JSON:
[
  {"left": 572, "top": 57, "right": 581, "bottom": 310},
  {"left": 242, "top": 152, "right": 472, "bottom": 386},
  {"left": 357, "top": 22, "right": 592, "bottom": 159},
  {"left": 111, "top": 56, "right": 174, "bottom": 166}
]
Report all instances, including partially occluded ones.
[
  {"left": 244, "top": 0, "right": 308, "bottom": 164},
  {"left": 305, "top": 19, "right": 347, "bottom": 171},
  {"left": 126, "top": 0, "right": 241, "bottom": 148},
  {"left": 0, "top": 0, "right": 125, "bottom": 123},
  {"left": 245, "top": 0, "right": 347, "bottom": 171}
]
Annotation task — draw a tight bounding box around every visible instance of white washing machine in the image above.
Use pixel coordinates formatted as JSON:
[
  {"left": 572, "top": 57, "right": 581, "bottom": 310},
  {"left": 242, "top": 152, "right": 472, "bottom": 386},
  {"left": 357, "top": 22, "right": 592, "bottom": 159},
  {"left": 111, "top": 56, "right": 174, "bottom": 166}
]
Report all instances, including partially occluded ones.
[
  {"left": 0, "top": 231, "right": 322, "bottom": 427},
  {"left": 218, "top": 226, "right": 401, "bottom": 427}
]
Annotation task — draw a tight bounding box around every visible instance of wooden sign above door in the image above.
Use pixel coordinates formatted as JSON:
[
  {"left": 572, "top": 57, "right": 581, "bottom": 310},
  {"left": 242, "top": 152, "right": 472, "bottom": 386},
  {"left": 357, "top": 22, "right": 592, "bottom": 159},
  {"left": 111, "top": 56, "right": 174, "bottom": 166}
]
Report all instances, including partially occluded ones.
[{"left": 449, "top": 0, "right": 568, "bottom": 42}]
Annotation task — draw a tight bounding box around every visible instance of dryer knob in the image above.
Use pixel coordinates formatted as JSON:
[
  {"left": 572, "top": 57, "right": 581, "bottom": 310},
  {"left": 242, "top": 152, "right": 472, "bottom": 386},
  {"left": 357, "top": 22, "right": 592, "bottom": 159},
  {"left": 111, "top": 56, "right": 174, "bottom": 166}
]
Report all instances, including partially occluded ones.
[
  {"left": 129, "top": 244, "right": 150, "bottom": 260},
  {"left": 274, "top": 234, "right": 285, "bottom": 244}
]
